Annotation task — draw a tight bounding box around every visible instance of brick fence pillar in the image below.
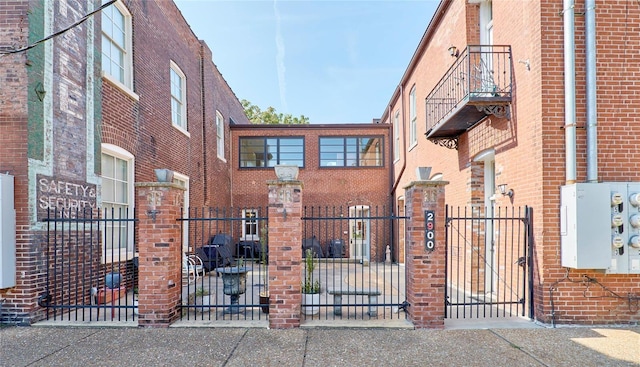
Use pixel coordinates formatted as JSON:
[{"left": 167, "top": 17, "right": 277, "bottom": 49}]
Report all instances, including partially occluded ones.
[
  {"left": 135, "top": 182, "right": 185, "bottom": 327},
  {"left": 267, "top": 179, "right": 303, "bottom": 329},
  {"left": 404, "top": 180, "right": 448, "bottom": 328}
]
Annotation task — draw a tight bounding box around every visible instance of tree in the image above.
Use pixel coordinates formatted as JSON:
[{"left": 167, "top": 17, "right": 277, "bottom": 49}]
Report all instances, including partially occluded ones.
[{"left": 241, "top": 99, "right": 309, "bottom": 125}]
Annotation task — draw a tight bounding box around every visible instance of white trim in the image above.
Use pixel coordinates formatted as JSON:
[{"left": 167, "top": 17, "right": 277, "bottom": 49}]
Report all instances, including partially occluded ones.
[
  {"left": 102, "top": 72, "right": 139, "bottom": 101},
  {"left": 216, "top": 110, "right": 225, "bottom": 161},
  {"left": 409, "top": 86, "right": 417, "bottom": 146},
  {"left": 170, "top": 60, "right": 188, "bottom": 133},
  {"left": 172, "top": 171, "right": 190, "bottom": 252},
  {"left": 241, "top": 209, "right": 259, "bottom": 241},
  {"left": 100, "top": 144, "right": 135, "bottom": 263},
  {"left": 101, "top": 0, "right": 133, "bottom": 89},
  {"left": 393, "top": 110, "right": 400, "bottom": 163}
]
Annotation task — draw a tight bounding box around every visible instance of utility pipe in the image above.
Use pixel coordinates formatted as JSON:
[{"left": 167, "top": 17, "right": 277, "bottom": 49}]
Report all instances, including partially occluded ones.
[
  {"left": 563, "top": 0, "right": 577, "bottom": 184},
  {"left": 585, "top": 0, "right": 598, "bottom": 182}
]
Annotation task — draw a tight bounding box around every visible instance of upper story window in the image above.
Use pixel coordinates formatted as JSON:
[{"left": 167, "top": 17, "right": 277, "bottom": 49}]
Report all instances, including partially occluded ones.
[
  {"left": 216, "top": 111, "right": 225, "bottom": 160},
  {"left": 239, "top": 137, "right": 304, "bottom": 168},
  {"left": 409, "top": 86, "right": 417, "bottom": 147},
  {"left": 394, "top": 111, "right": 400, "bottom": 162},
  {"left": 101, "top": 0, "right": 133, "bottom": 90},
  {"left": 101, "top": 144, "right": 135, "bottom": 260},
  {"left": 170, "top": 61, "right": 187, "bottom": 133},
  {"left": 319, "top": 136, "right": 383, "bottom": 167}
]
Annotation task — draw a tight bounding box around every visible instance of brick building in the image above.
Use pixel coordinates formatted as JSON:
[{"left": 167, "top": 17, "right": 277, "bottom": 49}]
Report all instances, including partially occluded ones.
[
  {"left": 382, "top": 0, "right": 640, "bottom": 325},
  {"left": 3, "top": 0, "right": 637, "bottom": 327},
  {"left": 0, "top": 0, "right": 251, "bottom": 324},
  {"left": 0, "top": 0, "right": 391, "bottom": 324}
]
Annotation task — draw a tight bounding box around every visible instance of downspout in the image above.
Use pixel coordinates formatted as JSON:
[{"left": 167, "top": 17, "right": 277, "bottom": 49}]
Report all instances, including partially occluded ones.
[
  {"left": 200, "top": 44, "right": 209, "bottom": 204},
  {"left": 390, "top": 85, "right": 407, "bottom": 196},
  {"left": 585, "top": 0, "right": 598, "bottom": 182},
  {"left": 563, "top": 0, "right": 577, "bottom": 184}
]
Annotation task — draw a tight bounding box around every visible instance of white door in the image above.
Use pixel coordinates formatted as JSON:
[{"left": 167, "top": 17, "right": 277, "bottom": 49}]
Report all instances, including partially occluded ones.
[{"left": 349, "top": 205, "right": 370, "bottom": 260}]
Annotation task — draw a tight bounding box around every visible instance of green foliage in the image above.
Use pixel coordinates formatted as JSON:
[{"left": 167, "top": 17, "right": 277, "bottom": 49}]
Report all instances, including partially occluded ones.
[
  {"left": 241, "top": 99, "right": 310, "bottom": 125},
  {"left": 302, "top": 248, "right": 320, "bottom": 294},
  {"left": 195, "top": 287, "right": 209, "bottom": 297}
]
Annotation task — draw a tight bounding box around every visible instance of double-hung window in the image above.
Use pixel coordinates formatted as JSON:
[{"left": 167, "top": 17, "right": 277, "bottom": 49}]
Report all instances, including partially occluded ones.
[
  {"left": 101, "top": 0, "right": 133, "bottom": 90},
  {"left": 101, "top": 144, "right": 135, "bottom": 261},
  {"left": 394, "top": 111, "right": 400, "bottom": 162},
  {"left": 216, "top": 111, "right": 225, "bottom": 160},
  {"left": 239, "top": 137, "right": 304, "bottom": 168},
  {"left": 170, "top": 61, "right": 187, "bottom": 133},
  {"left": 409, "top": 86, "right": 417, "bottom": 147},
  {"left": 319, "top": 136, "right": 383, "bottom": 167}
]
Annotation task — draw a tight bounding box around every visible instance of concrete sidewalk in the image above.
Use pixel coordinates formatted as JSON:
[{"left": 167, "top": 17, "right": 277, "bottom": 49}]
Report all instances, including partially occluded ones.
[{"left": 1, "top": 325, "right": 638, "bottom": 366}]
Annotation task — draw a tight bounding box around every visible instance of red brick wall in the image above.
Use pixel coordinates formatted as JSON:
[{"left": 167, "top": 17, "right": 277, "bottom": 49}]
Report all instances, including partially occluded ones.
[
  {"left": 230, "top": 124, "right": 391, "bottom": 210},
  {"left": 387, "top": 0, "right": 640, "bottom": 325},
  {"left": 0, "top": 0, "right": 31, "bottom": 323},
  {"left": 102, "top": 0, "right": 248, "bottom": 211}
]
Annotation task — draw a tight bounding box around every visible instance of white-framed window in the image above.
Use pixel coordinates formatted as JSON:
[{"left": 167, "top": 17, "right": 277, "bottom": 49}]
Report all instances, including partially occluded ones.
[
  {"left": 409, "top": 86, "right": 417, "bottom": 147},
  {"left": 101, "top": 0, "right": 133, "bottom": 90},
  {"left": 101, "top": 144, "right": 135, "bottom": 262},
  {"left": 216, "top": 110, "right": 225, "bottom": 160},
  {"left": 394, "top": 110, "right": 400, "bottom": 162},
  {"left": 172, "top": 172, "right": 190, "bottom": 252},
  {"left": 170, "top": 61, "right": 187, "bottom": 133},
  {"left": 242, "top": 209, "right": 258, "bottom": 241}
]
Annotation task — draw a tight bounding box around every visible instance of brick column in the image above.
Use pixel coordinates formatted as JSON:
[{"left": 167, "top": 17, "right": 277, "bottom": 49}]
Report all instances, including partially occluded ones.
[
  {"left": 267, "top": 180, "right": 303, "bottom": 329},
  {"left": 404, "top": 180, "right": 448, "bottom": 329},
  {"left": 135, "top": 182, "right": 185, "bottom": 327}
]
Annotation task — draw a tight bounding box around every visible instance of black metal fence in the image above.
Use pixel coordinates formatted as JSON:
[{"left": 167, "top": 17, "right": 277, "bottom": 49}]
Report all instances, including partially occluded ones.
[
  {"left": 445, "top": 206, "right": 532, "bottom": 319},
  {"left": 301, "top": 206, "right": 407, "bottom": 320},
  {"left": 179, "top": 207, "right": 269, "bottom": 321},
  {"left": 42, "top": 208, "right": 138, "bottom": 322}
]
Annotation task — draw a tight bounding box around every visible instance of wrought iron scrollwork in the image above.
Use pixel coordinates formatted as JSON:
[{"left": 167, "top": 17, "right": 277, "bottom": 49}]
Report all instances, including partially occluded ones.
[
  {"left": 476, "top": 104, "right": 510, "bottom": 119},
  {"left": 428, "top": 137, "right": 458, "bottom": 150}
]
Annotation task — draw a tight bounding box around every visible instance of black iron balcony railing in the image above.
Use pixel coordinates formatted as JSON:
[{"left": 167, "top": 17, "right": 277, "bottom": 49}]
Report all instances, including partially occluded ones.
[{"left": 425, "top": 45, "right": 512, "bottom": 149}]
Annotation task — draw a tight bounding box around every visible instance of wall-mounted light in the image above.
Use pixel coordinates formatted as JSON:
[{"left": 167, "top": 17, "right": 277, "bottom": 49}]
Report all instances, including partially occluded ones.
[
  {"left": 448, "top": 45, "right": 459, "bottom": 58},
  {"left": 497, "top": 184, "right": 514, "bottom": 198}
]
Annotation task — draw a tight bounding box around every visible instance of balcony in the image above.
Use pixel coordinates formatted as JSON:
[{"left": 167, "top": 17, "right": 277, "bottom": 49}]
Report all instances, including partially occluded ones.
[{"left": 425, "top": 45, "right": 512, "bottom": 149}]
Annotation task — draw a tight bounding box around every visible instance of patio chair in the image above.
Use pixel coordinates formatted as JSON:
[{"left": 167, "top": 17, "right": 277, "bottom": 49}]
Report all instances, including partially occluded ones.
[{"left": 183, "top": 253, "right": 205, "bottom": 284}]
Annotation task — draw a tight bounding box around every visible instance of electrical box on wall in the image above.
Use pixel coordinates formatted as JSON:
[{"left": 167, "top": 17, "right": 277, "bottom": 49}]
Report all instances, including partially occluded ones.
[
  {"left": 560, "top": 183, "right": 610, "bottom": 269},
  {"left": 0, "top": 173, "right": 16, "bottom": 288},
  {"left": 560, "top": 182, "right": 640, "bottom": 274}
]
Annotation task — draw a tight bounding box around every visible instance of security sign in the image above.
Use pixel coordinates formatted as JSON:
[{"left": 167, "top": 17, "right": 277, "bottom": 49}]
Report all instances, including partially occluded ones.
[{"left": 425, "top": 210, "right": 435, "bottom": 252}]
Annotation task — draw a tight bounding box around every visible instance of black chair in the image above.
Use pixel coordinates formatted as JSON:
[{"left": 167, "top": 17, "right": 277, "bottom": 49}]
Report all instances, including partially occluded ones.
[
  {"left": 198, "top": 234, "right": 234, "bottom": 271},
  {"left": 302, "top": 236, "right": 324, "bottom": 258}
]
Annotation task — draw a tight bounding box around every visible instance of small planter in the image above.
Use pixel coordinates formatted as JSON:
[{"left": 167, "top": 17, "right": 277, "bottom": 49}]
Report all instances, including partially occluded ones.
[{"left": 302, "top": 293, "right": 320, "bottom": 315}]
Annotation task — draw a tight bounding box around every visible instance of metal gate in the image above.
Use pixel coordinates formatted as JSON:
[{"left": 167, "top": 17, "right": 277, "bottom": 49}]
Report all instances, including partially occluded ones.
[
  {"left": 445, "top": 206, "right": 532, "bottom": 319},
  {"left": 41, "top": 208, "right": 138, "bottom": 322},
  {"left": 301, "top": 206, "right": 408, "bottom": 321},
  {"left": 179, "top": 207, "right": 269, "bottom": 322}
]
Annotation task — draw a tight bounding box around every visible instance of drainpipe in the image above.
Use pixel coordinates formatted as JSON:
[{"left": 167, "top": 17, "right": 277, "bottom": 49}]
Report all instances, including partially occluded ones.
[
  {"left": 585, "top": 0, "right": 598, "bottom": 182},
  {"left": 563, "top": 0, "right": 577, "bottom": 185}
]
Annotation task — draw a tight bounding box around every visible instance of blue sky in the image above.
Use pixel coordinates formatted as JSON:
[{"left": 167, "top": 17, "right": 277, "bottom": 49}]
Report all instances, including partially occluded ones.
[{"left": 174, "top": 0, "right": 439, "bottom": 123}]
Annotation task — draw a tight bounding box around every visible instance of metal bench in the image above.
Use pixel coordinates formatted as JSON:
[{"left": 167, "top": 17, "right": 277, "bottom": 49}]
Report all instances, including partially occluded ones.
[{"left": 327, "top": 287, "right": 381, "bottom": 317}]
